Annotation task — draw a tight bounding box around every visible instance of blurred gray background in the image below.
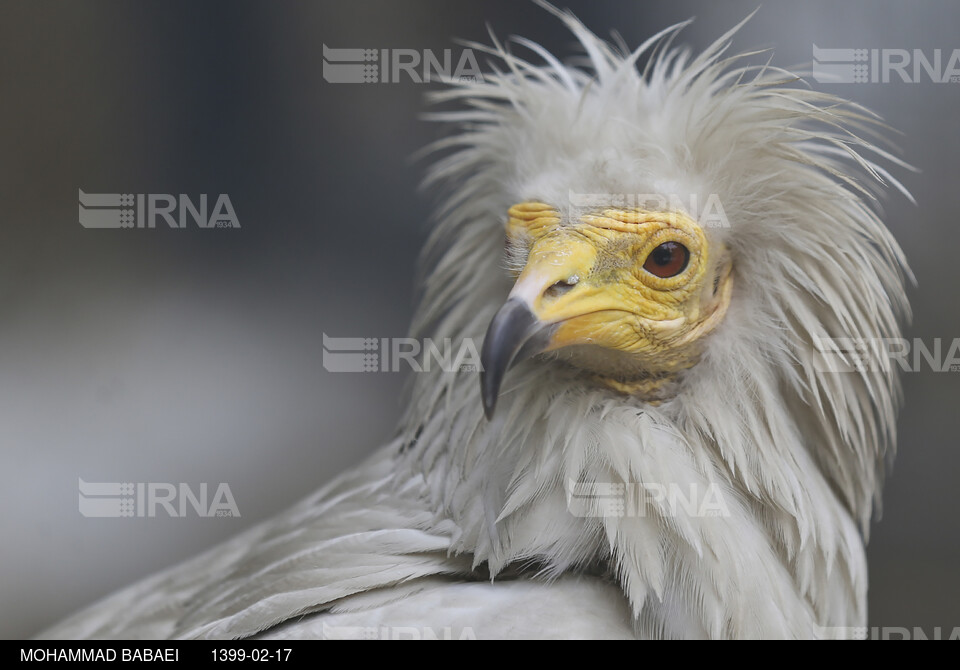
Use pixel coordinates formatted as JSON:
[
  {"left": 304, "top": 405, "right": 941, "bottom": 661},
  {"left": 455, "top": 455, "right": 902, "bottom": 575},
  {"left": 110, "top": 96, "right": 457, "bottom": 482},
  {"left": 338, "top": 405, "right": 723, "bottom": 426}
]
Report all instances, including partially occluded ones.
[{"left": 1, "top": 0, "right": 957, "bottom": 638}]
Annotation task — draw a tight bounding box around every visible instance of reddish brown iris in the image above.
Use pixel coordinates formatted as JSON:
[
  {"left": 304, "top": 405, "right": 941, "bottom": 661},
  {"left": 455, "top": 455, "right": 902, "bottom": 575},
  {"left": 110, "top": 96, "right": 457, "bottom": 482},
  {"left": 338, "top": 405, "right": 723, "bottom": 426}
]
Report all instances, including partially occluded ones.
[{"left": 643, "top": 241, "right": 689, "bottom": 278}]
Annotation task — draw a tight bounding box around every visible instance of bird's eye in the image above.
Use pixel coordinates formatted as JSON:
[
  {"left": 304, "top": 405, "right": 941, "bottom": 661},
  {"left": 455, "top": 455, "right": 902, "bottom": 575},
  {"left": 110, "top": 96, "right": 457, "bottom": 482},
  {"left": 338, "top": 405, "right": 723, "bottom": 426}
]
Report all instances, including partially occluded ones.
[{"left": 643, "top": 241, "right": 689, "bottom": 278}]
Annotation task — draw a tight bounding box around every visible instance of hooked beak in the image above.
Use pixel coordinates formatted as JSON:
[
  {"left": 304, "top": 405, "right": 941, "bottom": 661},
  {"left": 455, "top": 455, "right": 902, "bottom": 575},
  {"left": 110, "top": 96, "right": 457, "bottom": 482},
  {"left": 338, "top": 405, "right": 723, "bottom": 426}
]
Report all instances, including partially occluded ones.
[
  {"left": 479, "top": 299, "right": 556, "bottom": 419},
  {"left": 479, "top": 230, "right": 599, "bottom": 420}
]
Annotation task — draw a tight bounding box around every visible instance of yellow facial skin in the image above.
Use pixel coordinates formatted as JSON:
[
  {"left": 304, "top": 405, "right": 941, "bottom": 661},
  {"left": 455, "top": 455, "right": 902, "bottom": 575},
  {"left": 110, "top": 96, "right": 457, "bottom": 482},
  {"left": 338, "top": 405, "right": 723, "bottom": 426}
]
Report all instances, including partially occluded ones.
[{"left": 505, "top": 201, "right": 733, "bottom": 391}]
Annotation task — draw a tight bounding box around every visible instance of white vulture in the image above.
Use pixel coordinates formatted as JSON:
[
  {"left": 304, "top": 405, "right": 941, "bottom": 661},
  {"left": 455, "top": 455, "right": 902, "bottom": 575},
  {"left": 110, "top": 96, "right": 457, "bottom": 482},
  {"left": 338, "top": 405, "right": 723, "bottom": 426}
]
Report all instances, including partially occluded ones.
[{"left": 39, "top": 5, "right": 912, "bottom": 640}]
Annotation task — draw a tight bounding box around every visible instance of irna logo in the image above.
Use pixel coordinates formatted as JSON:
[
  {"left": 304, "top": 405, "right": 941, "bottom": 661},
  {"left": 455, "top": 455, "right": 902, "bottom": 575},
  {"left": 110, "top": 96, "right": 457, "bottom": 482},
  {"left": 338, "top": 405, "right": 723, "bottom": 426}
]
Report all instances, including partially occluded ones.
[
  {"left": 78, "top": 190, "right": 240, "bottom": 229},
  {"left": 322, "top": 46, "right": 483, "bottom": 84}
]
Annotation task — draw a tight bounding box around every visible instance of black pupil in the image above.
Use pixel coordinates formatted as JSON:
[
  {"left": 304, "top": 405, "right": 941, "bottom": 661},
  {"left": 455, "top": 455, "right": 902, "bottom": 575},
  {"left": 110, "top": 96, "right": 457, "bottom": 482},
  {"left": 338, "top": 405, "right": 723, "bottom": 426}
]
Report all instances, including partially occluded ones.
[{"left": 652, "top": 242, "right": 680, "bottom": 266}]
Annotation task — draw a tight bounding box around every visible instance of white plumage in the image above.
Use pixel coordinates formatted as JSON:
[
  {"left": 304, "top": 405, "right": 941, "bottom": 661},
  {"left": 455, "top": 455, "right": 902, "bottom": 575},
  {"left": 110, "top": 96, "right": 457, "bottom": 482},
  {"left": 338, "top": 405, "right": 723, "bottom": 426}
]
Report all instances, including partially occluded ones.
[{"left": 39, "top": 5, "right": 911, "bottom": 639}]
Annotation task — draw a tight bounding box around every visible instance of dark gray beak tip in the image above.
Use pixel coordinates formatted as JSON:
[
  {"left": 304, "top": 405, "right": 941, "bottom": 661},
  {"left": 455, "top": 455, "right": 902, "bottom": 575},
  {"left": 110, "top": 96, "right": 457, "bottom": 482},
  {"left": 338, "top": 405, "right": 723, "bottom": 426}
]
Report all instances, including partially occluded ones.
[
  {"left": 481, "top": 378, "right": 498, "bottom": 420},
  {"left": 479, "top": 299, "right": 553, "bottom": 421}
]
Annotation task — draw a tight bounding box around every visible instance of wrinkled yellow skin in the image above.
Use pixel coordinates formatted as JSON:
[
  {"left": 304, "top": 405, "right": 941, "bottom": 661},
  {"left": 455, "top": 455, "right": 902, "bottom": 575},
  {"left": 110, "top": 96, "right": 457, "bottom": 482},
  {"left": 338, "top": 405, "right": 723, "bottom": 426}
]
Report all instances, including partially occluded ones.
[{"left": 505, "top": 201, "right": 733, "bottom": 393}]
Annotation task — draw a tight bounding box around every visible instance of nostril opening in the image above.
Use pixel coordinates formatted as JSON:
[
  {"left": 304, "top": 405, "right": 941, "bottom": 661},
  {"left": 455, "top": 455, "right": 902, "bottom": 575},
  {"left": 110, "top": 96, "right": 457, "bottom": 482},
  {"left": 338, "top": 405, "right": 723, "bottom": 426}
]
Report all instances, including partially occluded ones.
[{"left": 543, "top": 276, "right": 579, "bottom": 299}]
